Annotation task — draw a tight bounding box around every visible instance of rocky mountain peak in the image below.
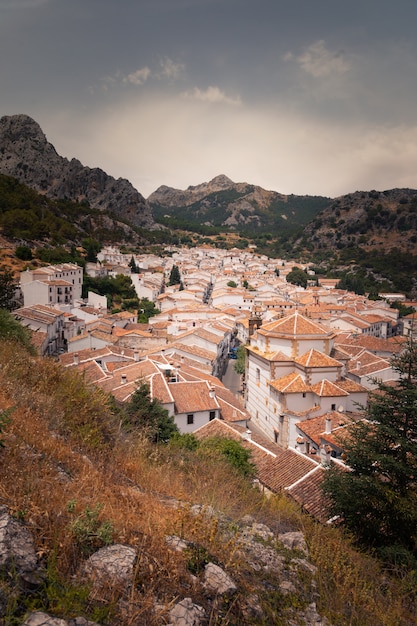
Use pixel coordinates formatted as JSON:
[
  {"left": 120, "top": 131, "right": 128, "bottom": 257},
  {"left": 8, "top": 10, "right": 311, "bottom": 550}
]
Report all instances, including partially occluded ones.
[{"left": 0, "top": 114, "right": 155, "bottom": 229}]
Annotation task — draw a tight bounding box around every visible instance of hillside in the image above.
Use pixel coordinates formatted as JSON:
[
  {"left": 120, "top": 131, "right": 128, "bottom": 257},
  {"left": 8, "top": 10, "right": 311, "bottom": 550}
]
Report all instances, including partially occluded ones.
[
  {"left": 0, "top": 331, "right": 415, "bottom": 625},
  {"left": 300, "top": 188, "right": 417, "bottom": 255},
  {"left": 0, "top": 115, "right": 155, "bottom": 230},
  {"left": 148, "top": 175, "right": 330, "bottom": 236}
]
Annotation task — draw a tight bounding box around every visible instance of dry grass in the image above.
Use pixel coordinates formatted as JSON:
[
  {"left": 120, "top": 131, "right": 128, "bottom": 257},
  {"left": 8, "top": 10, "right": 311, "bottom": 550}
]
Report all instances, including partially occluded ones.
[{"left": 0, "top": 340, "right": 416, "bottom": 625}]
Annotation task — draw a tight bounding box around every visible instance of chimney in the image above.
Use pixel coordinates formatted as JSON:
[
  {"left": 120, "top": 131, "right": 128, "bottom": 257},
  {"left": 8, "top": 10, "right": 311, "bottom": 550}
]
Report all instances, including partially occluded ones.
[
  {"left": 73, "top": 353, "right": 79, "bottom": 365},
  {"left": 356, "top": 361, "right": 361, "bottom": 370},
  {"left": 325, "top": 418, "right": 332, "bottom": 435},
  {"left": 133, "top": 351, "right": 139, "bottom": 362},
  {"left": 121, "top": 374, "right": 127, "bottom": 384},
  {"left": 242, "top": 429, "right": 252, "bottom": 441},
  {"left": 209, "top": 386, "right": 216, "bottom": 399}
]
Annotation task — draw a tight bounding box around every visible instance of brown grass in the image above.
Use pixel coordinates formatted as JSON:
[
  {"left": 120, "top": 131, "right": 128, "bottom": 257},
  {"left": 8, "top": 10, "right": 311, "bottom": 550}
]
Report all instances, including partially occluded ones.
[{"left": 0, "top": 340, "right": 415, "bottom": 625}]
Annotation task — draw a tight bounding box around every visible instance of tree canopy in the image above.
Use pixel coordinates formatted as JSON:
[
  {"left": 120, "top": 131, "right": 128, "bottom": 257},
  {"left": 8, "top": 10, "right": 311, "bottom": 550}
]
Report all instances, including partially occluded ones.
[
  {"left": 286, "top": 266, "right": 308, "bottom": 288},
  {"left": 323, "top": 341, "right": 417, "bottom": 564},
  {"left": 168, "top": 264, "right": 182, "bottom": 286},
  {"left": 123, "top": 383, "right": 179, "bottom": 443}
]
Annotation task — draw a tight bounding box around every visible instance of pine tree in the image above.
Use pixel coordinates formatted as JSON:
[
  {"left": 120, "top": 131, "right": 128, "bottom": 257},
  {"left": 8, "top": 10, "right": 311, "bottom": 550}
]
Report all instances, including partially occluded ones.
[
  {"left": 323, "top": 340, "right": 417, "bottom": 560},
  {"left": 124, "top": 383, "right": 179, "bottom": 442},
  {"left": 168, "top": 264, "right": 181, "bottom": 286}
]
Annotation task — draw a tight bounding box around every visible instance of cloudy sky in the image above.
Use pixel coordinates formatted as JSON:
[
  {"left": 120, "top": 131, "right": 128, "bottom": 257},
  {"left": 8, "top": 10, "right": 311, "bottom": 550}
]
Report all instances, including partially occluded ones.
[{"left": 1, "top": 0, "right": 417, "bottom": 199}]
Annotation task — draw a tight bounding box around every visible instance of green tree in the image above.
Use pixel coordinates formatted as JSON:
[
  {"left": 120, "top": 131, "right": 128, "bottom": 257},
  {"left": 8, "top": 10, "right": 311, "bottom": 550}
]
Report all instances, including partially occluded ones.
[
  {"left": 227, "top": 280, "right": 237, "bottom": 288},
  {"left": 323, "top": 341, "right": 417, "bottom": 561},
  {"left": 15, "top": 245, "right": 33, "bottom": 261},
  {"left": 82, "top": 238, "right": 101, "bottom": 263},
  {"left": 0, "top": 309, "right": 36, "bottom": 354},
  {"left": 0, "top": 268, "right": 17, "bottom": 310},
  {"left": 124, "top": 383, "right": 179, "bottom": 442},
  {"left": 168, "top": 264, "right": 181, "bottom": 286},
  {"left": 286, "top": 266, "right": 308, "bottom": 288},
  {"left": 128, "top": 256, "right": 139, "bottom": 273},
  {"left": 200, "top": 437, "right": 256, "bottom": 478}
]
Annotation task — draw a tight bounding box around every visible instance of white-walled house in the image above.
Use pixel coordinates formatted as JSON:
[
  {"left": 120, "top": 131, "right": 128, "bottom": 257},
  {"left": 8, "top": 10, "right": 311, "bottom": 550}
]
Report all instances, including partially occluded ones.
[
  {"left": 14, "top": 304, "right": 65, "bottom": 356},
  {"left": 20, "top": 263, "right": 83, "bottom": 307},
  {"left": 244, "top": 311, "right": 368, "bottom": 448}
]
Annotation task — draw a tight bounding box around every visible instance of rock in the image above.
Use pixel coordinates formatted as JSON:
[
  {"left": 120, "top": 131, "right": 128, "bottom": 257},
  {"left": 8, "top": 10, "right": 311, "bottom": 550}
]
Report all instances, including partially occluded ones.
[
  {"left": 22, "top": 613, "right": 101, "bottom": 626},
  {"left": 81, "top": 544, "right": 137, "bottom": 586},
  {"left": 22, "top": 612, "right": 69, "bottom": 626},
  {"left": 0, "top": 505, "right": 43, "bottom": 587},
  {"left": 203, "top": 562, "right": 237, "bottom": 596},
  {"left": 278, "top": 531, "right": 308, "bottom": 555},
  {"left": 165, "top": 535, "right": 190, "bottom": 552},
  {"left": 168, "top": 597, "right": 206, "bottom": 626},
  {"left": 0, "top": 114, "right": 155, "bottom": 229}
]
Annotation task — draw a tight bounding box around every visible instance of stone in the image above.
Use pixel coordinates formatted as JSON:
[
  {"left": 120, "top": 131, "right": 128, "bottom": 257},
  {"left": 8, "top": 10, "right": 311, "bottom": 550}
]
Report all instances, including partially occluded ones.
[
  {"left": 168, "top": 597, "right": 206, "bottom": 626},
  {"left": 278, "top": 531, "right": 308, "bottom": 555},
  {"left": 203, "top": 562, "right": 237, "bottom": 596},
  {"left": 22, "top": 612, "right": 68, "bottom": 626},
  {"left": 0, "top": 505, "right": 43, "bottom": 586},
  {"left": 81, "top": 544, "right": 137, "bottom": 586}
]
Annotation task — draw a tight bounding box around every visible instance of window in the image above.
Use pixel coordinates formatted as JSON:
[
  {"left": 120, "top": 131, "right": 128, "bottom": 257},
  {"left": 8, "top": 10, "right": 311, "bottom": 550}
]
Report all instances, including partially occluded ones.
[
  {"left": 331, "top": 404, "right": 336, "bottom": 411},
  {"left": 256, "top": 368, "right": 260, "bottom": 384},
  {"left": 209, "top": 411, "right": 215, "bottom": 421},
  {"left": 187, "top": 414, "right": 194, "bottom": 425}
]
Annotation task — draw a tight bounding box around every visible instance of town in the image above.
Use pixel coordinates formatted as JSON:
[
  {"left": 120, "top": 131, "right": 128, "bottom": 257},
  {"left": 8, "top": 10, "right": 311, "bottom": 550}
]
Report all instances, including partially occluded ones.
[{"left": 13, "top": 244, "right": 416, "bottom": 522}]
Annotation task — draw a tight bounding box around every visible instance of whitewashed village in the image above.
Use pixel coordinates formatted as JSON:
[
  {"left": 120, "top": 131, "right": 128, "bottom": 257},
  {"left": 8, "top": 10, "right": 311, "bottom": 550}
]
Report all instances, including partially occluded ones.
[{"left": 13, "top": 245, "right": 416, "bottom": 523}]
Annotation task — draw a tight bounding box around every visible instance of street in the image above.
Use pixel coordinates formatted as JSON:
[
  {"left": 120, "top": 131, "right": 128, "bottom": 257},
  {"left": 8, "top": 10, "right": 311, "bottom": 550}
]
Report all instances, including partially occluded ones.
[{"left": 221, "top": 358, "right": 243, "bottom": 397}]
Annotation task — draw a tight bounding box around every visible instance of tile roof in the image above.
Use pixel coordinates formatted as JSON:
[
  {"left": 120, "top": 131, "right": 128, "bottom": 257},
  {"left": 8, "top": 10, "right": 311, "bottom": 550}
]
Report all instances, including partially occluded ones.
[
  {"left": 171, "top": 342, "right": 216, "bottom": 361},
  {"left": 269, "top": 372, "right": 310, "bottom": 393},
  {"left": 296, "top": 348, "right": 342, "bottom": 368},
  {"left": 286, "top": 467, "right": 333, "bottom": 524},
  {"left": 169, "top": 381, "right": 219, "bottom": 413},
  {"left": 258, "top": 311, "right": 335, "bottom": 338},
  {"left": 296, "top": 411, "right": 355, "bottom": 447},
  {"left": 311, "top": 379, "right": 349, "bottom": 397}
]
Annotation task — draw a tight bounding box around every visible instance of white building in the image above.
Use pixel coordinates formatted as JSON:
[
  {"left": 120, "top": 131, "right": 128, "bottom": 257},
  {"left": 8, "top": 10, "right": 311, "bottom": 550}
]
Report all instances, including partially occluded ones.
[
  {"left": 244, "top": 311, "right": 368, "bottom": 448},
  {"left": 20, "top": 263, "right": 83, "bottom": 307}
]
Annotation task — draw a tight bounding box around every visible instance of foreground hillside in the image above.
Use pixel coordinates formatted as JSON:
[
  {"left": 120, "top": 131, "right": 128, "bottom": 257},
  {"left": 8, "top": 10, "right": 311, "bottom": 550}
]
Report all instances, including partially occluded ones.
[{"left": 0, "top": 333, "right": 415, "bottom": 625}]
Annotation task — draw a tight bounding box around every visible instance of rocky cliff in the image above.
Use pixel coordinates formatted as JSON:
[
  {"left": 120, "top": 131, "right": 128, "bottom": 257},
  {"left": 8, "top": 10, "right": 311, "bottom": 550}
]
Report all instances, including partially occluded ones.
[
  {"left": 0, "top": 115, "right": 155, "bottom": 229},
  {"left": 148, "top": 175, "right": 330, "bottom": 231}
]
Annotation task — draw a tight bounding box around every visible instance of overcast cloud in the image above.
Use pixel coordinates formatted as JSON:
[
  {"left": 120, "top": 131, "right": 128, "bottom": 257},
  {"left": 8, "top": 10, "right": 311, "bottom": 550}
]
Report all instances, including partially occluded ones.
[{"left": 0, "top": 0, "right": 416, "bottom": 198}]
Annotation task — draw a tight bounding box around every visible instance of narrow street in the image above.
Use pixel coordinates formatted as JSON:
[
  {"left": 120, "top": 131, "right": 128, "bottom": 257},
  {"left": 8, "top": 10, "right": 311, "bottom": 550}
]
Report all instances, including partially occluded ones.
[{"left": 221, "top": 358, "right": 242, "bottom": 397}]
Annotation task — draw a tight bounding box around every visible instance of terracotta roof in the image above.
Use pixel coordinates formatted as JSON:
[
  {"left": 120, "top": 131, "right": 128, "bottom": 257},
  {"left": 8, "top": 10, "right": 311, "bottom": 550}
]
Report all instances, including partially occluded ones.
[
  {"left": 296, "top": 348, "right": 342, "bottom": 369},
  {"left": 287, "top": 467, "right": 334, "bottom": 524},
  {"left": 311, "top": 379, "right": 349, "bottom": 397},
  {"left": 169, "top": 381, "right": 219, "bottom": 413},
  {"left": 258, "top": 311, "right": 335, "bottom": 338},
  {"left": 269, "top": 372, "right": 310, "bottom": 394},
  {"left": 335, "top": 378, "right": 367, "bottom": 393},
  {"left": 171, "top": 342, "right": 216, "bottom": 361},
  {"left": 296, "top": 411, "right": 355, "bottom": 447},
  {"left": 254, "top": 448, "right": 319, "bottom": 492}
]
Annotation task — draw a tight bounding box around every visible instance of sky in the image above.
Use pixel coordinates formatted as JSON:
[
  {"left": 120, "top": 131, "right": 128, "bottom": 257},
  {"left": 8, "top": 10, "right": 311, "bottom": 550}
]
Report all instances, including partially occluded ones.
[{"left": 1, "top": 0, "right": 417, "bottom": 199}]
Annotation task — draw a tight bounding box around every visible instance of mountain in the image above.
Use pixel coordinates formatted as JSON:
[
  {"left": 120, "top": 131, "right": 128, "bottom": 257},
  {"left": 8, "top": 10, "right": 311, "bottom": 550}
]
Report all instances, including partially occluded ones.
[
  {"left": 148, "top": 175, "right": 330, "bottom": 234},
  {"left": 300, "top": 188, "right": 417, "bottom": 255},
  {"left": 0, "top": 114, "right": 155, "bottom": 229}
]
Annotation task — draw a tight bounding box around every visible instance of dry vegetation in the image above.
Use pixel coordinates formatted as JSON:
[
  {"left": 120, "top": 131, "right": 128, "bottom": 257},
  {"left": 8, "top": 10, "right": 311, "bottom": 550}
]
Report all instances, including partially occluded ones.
[{"left": 0, "top": 339, "right": 415, "bottom": 625}]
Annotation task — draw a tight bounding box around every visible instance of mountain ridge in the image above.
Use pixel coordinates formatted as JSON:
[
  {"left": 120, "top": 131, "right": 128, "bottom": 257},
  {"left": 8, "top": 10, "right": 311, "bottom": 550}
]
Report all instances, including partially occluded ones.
[{"left": 0, "top": 114, "right": 155, "bottom": 230}]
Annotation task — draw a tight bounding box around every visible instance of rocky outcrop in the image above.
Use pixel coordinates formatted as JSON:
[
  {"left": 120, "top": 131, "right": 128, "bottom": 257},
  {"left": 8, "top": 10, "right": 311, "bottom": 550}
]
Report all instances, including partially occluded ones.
[
  {"left": 0, "top": 114, "right": 155, "bottom": 229},
  {"left": 0, "top": 504, "right": 331, "bottom": 626},
  {"left": 0, "top": 505, "right": 43, "bottom": 587},
  {"left": 148, "top": 174, "right": 329, "bottom": 231}
]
